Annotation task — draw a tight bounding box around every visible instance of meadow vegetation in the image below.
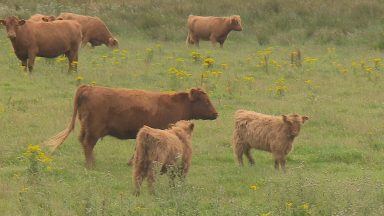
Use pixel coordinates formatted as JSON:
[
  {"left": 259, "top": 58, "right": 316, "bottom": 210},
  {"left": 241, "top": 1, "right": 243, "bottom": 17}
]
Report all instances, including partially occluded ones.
[{"left": 0, "top": 0, "right": 384, "bottom": 215}]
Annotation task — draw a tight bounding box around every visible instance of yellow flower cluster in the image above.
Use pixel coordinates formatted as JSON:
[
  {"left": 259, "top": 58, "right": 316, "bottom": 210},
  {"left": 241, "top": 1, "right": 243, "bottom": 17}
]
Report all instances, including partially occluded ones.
[
  {"left": 168, "top": 67, "right": 192, "bottom": 79},
  {"left": 23, "top": 144, "right": 52, "bottom": 164},
  {"left": 303, "top": 57, "right": 318, "bottom": 63},
  {"left": 191, "top": 51, "right": 202, "bottom": 62},
  {"left": 203, "top": 57, "right": 215, "bottom": 68}
]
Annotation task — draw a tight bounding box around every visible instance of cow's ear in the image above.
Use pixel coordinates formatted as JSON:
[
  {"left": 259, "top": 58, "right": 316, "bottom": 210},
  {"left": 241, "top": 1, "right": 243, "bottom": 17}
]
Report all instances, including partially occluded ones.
[
  {"left": 57, "top": 17, "right": 63, "bottom": 20},
  {"left": 189, "top": 88, "right": 200, "bottom": 101},
  {"left": 42, "top": 17, "right": 49, "bottom": 22},
  {"left": 18, "top": 20, "right": 25, "bottom": 26},
  {"left": 0, "top": 20, "right": 5, "bottom": 26},
  {"left": 302, "top": 116, "right": 309, "bottom": 123}
]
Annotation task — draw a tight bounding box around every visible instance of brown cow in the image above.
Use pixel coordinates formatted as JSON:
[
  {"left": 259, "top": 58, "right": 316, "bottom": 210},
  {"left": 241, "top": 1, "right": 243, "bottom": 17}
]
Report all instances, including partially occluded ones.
[
  {"left": 29, "top": 14, "right": 56, "bottom": 22},
  {"left": 57, "top": 12, "right": 118, "bottom": 48},
  {"left": 0, "top": 16, "right": 82, "bottom": 72},
  {"left": 44, "top": 85, "right": 218, "bottom": 168},
  {"left": 133, "top": 120, "right": 194, "bottom": 196},
  {"left": 186, "top": 15, "right": 242, "bottom": 48},
  {"left": 232, "top": 110, "right": 309, "bottom": 172}
]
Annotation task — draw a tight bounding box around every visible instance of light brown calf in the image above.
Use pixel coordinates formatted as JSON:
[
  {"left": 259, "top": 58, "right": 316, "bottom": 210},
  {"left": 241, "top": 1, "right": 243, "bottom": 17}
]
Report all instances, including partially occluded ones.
[
  {"left": 133, "top": 120, "right": 194, "bottom": 196},
  {"left": 186, "top": 15, "right": 242, "bottom": 47},
  {"left": 232, "top": 110, "right": 309, "bottom": 171}
]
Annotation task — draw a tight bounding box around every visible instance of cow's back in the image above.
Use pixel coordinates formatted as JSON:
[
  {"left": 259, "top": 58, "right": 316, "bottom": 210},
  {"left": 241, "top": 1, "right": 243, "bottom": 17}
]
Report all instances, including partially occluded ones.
[
  {"left": 31, "top": 20, "right": 82, "bottom": 57},
  {"left": 188, "top": 16, "right": 226, "bottom": 40},
  {"left": 77, "top": 86, "right": 171, "bottom": 139}
]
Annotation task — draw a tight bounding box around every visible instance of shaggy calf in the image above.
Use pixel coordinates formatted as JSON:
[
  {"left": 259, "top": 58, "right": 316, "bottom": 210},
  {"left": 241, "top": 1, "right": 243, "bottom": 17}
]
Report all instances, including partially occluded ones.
[
  {"left": 232, "top": 110, "right": 309, "bottom": 171},
  {"left": 133, "top": 120, "right": 194, "bottom": 196},
  {"left": 186, "top": 15, "right": 242, "bottom": 47}
]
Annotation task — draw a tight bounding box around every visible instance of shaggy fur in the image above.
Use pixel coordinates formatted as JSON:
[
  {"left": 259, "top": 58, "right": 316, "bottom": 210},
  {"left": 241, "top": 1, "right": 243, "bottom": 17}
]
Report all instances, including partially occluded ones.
[
  {"left": 0, "top": 16, "right": 82, "bottom": 72},
  {"left": 57, "top": 12, "right": 118, "bottom": 48},
  {"left": 43, "top": 85, "right": 217, "bottom": 168},
  {"left": 186, "top": 15, "right": 242, "bottom": 47},
  {"left": 133, "top": 120, "right": 194, "bottom": 196},
  {"left": 232, "top": 110, "right": 309, "bottom": 171}
]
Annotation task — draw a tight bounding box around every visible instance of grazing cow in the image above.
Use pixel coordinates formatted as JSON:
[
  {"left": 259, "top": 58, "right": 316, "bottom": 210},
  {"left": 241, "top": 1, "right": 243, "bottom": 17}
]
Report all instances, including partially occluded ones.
[
  {"left": 57, "top": 12, "right": 118, "bottom": 48},
  {"left": 232, "top": 110, "right": 309, "bottom": 171},
  {"left": 28, "top": 14, "right": 56, "bottom": 22},
  {"left": 186, "top": 15, "right": 242, "bottom": 47},
  {"left": 133, "top": 120, "right": 194, "bottom": 196},
  {"left": 0, "top": 16, "right": 82, "bottom": 72},
  {"left": 44, "top": 85, "right": 218, "bottom": 168}
]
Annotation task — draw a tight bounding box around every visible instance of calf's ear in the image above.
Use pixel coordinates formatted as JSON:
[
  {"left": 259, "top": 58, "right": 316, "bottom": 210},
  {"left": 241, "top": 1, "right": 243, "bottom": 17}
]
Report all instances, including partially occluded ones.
[
  {"left": 42, "top": 17, "right": 49, "bottom": 22},
  {"left": 57, "top": 17, "right": 63, "bottom": 20},
  {"left": 18, "top": 20, "right": 25, "bottom": 26},
  {"left": 282, "top": 115, "right": 289, "bottom": 123},
  {"left": 0, "top": 20, "right": 5, "bottom": 26},
  {"left": 302, "top": 116, "right": 309, "bottom": 123},
  {"left": 189, "top": 122, "right": 194, "bottom": 131}
]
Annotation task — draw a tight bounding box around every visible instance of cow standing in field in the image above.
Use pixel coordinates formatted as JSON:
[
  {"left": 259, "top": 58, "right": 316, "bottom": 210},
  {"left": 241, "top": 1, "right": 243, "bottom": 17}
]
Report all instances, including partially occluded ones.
[
  {"left": 28, "top": 14, "right": 56, "bottom": 22},
  {"left": 186, "top": 15, "right": 242, "bottom": 48},
  {"left": 232, "top": 110, "right": 309, "bottom": 172},
  {"left": 57, "top": 12, "right": 118, "bottom": 48},
  {"left": 133, "top": 120, "right": 194, "bottom": 196},
  {"left": 44, "top": 85, "right": 218, "bottom": 168},
  {"left": 0, "top": 16, "right": 82, "bottom": 72}
]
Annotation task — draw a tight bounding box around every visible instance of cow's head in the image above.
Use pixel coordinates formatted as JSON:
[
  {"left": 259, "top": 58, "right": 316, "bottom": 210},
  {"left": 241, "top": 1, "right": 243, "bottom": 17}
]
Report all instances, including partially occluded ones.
[
  {"left": 229, "top": 15, "right": 242, "bottom": 31},
  {"left": 108, "top": 37, "right": 119, "bottom": 48},
  {"left": 189, "top": 88, "right": 218, "bottom": 120},
  {"left": 282, "top": 114, "right": 309, "bottom": 137},
  {"left": 0, "top": 16, "right": 26, "bottom": 40},
  {"left": 42, "top": 16, "right": 56, "bottom": 22}
]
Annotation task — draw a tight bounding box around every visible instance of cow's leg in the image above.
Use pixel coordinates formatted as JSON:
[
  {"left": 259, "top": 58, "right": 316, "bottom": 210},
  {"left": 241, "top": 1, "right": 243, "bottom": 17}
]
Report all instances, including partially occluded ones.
[
  {"left": 244, "top": 146, "right": 255, "bottom": 166},
  {"left": 274, "top": 159, "right": 280, "bottom": 171},
  {"left": 219, "top": 41, "right": 224, "bottom": 48},
  {"left": 82, "top": 134, "right": 98, "bottom": 169},
  {"left": 66, "top": 50, "right": 78, "bottom": 73},
  {"left": 280, "top": 158, "right": 287, "bottom": 173},
  {"left": 21, "top": 60, "right": 27, "bottom": 71},
  {"left": 209, "top": 35, "right": 218, "bottom": 47},
  {"left": 27, "top": 53, "right": 36, "bottom": 73}
]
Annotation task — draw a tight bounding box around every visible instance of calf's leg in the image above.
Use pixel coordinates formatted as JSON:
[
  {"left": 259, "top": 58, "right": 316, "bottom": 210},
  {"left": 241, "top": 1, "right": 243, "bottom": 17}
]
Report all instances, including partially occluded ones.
[{"left": 244, "top": 146, "right": 255, "bottom": 165}]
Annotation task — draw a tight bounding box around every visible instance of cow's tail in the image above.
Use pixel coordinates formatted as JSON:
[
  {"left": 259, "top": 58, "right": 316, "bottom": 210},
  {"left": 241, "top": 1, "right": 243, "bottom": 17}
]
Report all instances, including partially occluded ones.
[{"left": 43, "top": 85, "right": 88, "bottom": 151}]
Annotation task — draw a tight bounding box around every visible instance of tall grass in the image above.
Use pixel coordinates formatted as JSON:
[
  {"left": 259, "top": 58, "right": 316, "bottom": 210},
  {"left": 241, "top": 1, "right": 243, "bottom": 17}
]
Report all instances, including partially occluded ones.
[{"left": 1, "top": 0, "right": 384, "bottom": 46}]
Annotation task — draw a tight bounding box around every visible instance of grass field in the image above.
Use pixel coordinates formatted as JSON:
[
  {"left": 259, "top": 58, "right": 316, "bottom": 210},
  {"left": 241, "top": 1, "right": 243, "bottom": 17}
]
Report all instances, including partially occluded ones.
[{"left": 1, "top": 1, "right": 384, "bottom": 215}]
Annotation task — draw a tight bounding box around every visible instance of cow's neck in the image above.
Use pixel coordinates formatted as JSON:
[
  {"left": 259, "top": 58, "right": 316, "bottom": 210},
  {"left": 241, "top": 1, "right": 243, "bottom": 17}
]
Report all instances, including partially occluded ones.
[{"left": 170, "top": 92, "right": 192, "bottom": 120}]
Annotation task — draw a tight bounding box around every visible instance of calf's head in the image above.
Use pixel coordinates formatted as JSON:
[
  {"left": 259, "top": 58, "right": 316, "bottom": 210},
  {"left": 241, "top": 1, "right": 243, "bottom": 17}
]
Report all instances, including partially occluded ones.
[
  {"left": 189, "top": 88, "right": 218, "bottom": 120},
  {"left": 0, "top": 16, "right": 26, "bottom": 40},
  {"left": 173, "top": 120, "right": 195, "bottom": 138},
  {"left": 282, "top": 114, "right": 309, "bottom": 137},
  {"left": 229, "top": 15, "right": 242, "bottom": 31}
]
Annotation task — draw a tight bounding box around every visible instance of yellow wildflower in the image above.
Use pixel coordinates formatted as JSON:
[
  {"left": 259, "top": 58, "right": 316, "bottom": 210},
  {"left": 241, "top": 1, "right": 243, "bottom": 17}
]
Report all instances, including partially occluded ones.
[
  {"left": 301, "top": 202, "right": 309, "bottom": 210},
  {"left": 250, "top": 185, "right": 258, "bottom": 190},
  {"left": 286, "top": 202, "right": 293, "bottom": 209}
]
